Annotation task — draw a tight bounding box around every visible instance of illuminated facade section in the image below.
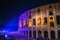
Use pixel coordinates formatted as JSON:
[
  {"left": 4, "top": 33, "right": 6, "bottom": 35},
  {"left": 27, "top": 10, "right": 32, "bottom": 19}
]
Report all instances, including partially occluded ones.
[
  {"left": 49, "top": 16, "right": 54, "bottom": 27},
  {"left": 18, "top": 3, "right": 60, "bottom": 40},
  {"left": 49, "top": 16, "right": 54, "bottom": 22},
  {"left": 44, "top": 17, "right": 47, "bottom": 25},
  {"left": 19, "top": 22, "right": 22, "bottom": 28},
  {"left": 37, "top": 18, "right": 41, "bottom": 25},
  {"left": 23, "top": 20, "right": 25, "bottom": 26},
  {"left": 23, "top": 19, "right": 29, "bottom": 27},
  {"left": 29, "top": 19, "right": 32, "bottom": 27}
]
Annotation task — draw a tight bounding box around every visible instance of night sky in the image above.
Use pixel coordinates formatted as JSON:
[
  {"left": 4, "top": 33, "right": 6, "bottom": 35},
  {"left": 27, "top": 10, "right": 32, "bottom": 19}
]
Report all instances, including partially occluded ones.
[{"left": 0, "top": 0, "right": 60, "bottom": 31}]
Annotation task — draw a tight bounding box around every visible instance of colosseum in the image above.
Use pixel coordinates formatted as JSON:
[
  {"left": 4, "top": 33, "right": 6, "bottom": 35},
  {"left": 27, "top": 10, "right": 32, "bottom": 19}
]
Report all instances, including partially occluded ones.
[{"left": 18, "top": 3, "right": 60, "bottom": 40}]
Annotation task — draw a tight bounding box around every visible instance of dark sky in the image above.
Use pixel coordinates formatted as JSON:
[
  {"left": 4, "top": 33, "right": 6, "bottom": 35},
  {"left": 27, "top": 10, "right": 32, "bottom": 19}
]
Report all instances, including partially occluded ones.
[{"left": 0, "top": 0, "right": 60, "bottom": 29}]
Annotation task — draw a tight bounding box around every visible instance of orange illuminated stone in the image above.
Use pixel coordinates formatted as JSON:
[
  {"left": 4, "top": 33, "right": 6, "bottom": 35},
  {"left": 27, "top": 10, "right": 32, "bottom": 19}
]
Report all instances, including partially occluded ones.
[
  {"left": 29, "top": 19, "right": 32, "bottom": 27},
  {"left": 37, "top": 18, "right": 41, "bottom": 25}
]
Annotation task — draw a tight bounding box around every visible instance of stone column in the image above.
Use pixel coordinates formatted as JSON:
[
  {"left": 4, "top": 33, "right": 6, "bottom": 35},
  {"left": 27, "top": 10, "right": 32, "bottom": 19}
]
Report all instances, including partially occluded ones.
[
  {"left": 32, "top": 28, "right": 33, "bottom": 38},
  {"left": 48, "top": 30, "right": 51, "bottom": 39},
  {"left": 28, "top": 30, "right": 29, "bottom": 38},
  {"left": 42, "top": 31, "right": 44, "bottom": 38},
  {"left": 55, "top": 30, "right": 58, "bottom": 39},
  {"left": 36, "top": 30, "right": 38, "bottom": 38},
  {"left": 53, "top": 9, "right": 58, "bottom": 39}
]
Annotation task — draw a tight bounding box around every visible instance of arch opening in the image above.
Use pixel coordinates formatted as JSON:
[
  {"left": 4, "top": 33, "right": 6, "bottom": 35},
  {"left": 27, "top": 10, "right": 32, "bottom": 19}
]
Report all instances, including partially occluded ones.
[
  {"left": 58, "top": 30, "right": 60, "bottom": 39},
  {"left": 29, "top": 30, "right": 32, "bottom": 38},
  {"left": 44, "top": 31, "right": 48, "bottom": 39},
  {"left": 51, "top": 31, "right": 55, "bottom": 39},
  {"left": 38, "top": 31, "right": 41, "bottom": 37},
  {"left": 33, "top": 31, "right": 36, "bottom": 38}
]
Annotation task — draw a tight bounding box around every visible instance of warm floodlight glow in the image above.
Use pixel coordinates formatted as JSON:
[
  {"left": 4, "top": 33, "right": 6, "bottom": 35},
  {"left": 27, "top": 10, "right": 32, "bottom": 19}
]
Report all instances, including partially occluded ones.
[
  {"left": 29, "top": 19, "right": 32, "bottom": 27},
  {"left": 37, "top": 18, "right": 41, "bottom": 25},
  {"left": 49, "top": 16, "right": 54, "bottom": 22},
  {"left": 44, "top": 17, "right": 47, "bottom": 25}
]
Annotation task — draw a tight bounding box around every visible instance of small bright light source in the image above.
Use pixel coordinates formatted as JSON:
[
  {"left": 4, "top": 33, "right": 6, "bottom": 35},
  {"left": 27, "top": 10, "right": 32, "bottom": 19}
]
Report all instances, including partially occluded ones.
[
  {"left": 5, "top": 34, "right": 8, "bottom": 38},
  {"left": 3, "top": 30, "right": 5, "bottom": 32}
]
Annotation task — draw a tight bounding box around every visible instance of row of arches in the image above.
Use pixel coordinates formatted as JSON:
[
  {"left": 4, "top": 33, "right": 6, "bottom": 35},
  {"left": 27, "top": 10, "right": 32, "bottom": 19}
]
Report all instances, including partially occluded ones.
[{"left": 25, "top": 30, "right": 60, "bottom": 39}]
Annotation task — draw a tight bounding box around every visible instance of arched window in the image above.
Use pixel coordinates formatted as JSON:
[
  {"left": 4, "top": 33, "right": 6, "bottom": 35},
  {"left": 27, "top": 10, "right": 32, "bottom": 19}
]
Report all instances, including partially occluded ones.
[
  {"left": 49, "top": 11, "right": 53, "bottom": 15},
  {"left": 29, "top": 11, "right": 31, "bottom": 13},
  {"left": 37, "top": 18, "right": 41, "bottom": 25},
  {"left": 24, "top": 20, "right": 28, "bottom": 26},
  {"left": 26, "top": 31, "right": 28, "bottom": 37},
  {"left": 58, "top": 30, "right": 60, "bottom": 39},
  {"left": 33, "top": 31, "right": 36, "bottom": 38},
  {"left": 56, "top": 15, "right": 60, "bottom": 25},
  {"left": 44, "top": 17, "right": 47, "bottom": 24},
  {"left": 49, "top": 16, "right": 54, "bottom": 27},
  {"left": 29, "top": 30, "right": 32, "bottom": 38},
  {"left": 44, "top": 31, "right": 48, "bottom": 38},
  {"left": 29, "top": 14, "right": 31, "bottom": 19},
  {"left": 51, "top": 31, "right": 55, "bottom": 39},
  {"left": 29, "top": 20, "right": 32, "bottom": 27},
  {"left": 50, "top": 22, "right": 54, "bottom": 27},
  {"left": 38, "top": 8, "right": 40, "bottom": 12},
  {"left": 24, "top": 31, "right": 25, "bottom": 36},
  {"left": 49, "top": 16, "right": 54, "bottom": 22},
  {"left": 33, "top": 19, "right": 36, "bottom": 25},
  {"left": 50, "top": 17, "right": 53, "bottom": 20},
  {"left": 49, "top": 6, "right": 52, "bottom": 8},
  {"left": 38, "top": 31, "right": 41, "bottom": 37}
]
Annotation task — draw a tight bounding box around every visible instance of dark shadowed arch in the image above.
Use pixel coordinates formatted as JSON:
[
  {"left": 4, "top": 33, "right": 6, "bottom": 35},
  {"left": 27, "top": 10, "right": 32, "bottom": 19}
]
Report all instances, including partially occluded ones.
[
  {"left": 49, "top": 11, "right": 53, "bottom": 15},
  {"left": 51, "top": 30, "right": 55, "bottom": 39},
  {"left": 26, "top": 31, "right": 28, "bottom": 37},
  {"left": 58, "top": 30, "right": 60, "bottom": 39},
  {"left": 38, "top": 31, "right": 41, "bottom": 37},
  {"left": 29, "top": 30, "right": 32, "bottom": 38},
  {"left": 56, "top": 15, "right": 60, "bottom": 25},
  {"left": 44, "top": 31, "right": 48, "bottom": 38},
  {"left": 33, "top": 31, "right": 36, "bottom": 38}
]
